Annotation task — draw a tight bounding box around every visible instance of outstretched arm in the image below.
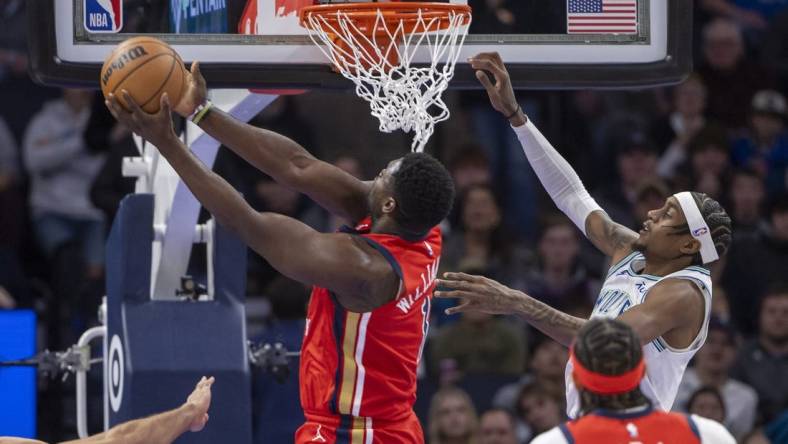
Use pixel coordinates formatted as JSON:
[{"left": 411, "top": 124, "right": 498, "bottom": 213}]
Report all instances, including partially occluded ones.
[
  {"left": 436, "top": 273, "right": 585, "bottom": 346},
  {"left": 470, "top": 52, "right": 637, "bottom": 263},
  {"left": 175, "top": 63, "right": 370, "bottom": 223},
  {"left": 436, "top": 273, "right": 702, "bottom": 348},
  {"left": 106, "top": 93, "right": 395, "bottom": 311},
  {"left": 58, "top": 376, "right": 214, "bottom": 444}
]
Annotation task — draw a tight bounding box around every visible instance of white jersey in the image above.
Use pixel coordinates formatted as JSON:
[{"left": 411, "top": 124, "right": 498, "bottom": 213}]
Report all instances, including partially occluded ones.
[{"left": 565, "top": 251, "right": 713, "bottom": 418}]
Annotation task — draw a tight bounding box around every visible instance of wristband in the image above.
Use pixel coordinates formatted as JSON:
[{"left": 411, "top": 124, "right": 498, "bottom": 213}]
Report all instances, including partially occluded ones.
[
  {"left": 505, "top": 103, "right": 521, "bottom": 120},
  {"left": 190, "top": 100, "right": 213, "bottom": 125}
]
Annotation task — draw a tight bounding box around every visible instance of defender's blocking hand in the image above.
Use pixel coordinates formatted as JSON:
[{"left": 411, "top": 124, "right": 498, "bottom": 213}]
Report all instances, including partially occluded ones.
[
  {"left": 469, "top": 52, "right": 525, "bottom": 126},
  {"left": 434, "top": 272, "right": 526, "bottom": 315}
]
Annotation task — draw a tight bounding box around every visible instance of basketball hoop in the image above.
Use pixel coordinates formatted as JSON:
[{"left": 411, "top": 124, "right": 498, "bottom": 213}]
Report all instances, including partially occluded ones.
[{"left": 299, "top": 2, "right": 472, "bottom": 152}]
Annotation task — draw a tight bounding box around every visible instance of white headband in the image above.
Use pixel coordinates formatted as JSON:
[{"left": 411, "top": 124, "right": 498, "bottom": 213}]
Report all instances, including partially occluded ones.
[{"left": 674, "top": 192, "right": 719, "bottom": 264}]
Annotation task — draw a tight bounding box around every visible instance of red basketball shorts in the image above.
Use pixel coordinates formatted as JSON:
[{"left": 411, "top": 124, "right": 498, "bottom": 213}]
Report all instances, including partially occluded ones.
[{"left": 295, "top": 411, "right": 424, "bottom": 444}]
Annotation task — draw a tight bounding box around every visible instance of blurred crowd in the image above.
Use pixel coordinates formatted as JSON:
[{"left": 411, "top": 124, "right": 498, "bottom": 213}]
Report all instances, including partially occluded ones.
[{"left": 1, "top": 0, "right": 788, "bottom": 443}]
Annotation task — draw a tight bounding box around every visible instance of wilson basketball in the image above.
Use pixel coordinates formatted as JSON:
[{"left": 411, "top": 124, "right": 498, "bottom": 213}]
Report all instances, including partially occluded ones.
[{"left": 100, "top": 36, "right": 186, "bottom": 113}]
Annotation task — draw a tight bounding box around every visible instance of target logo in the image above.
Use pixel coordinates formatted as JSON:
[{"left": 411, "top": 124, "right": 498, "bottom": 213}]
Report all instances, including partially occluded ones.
[{"left": 108, "top": 335, "right": 125, "bottom": 412}]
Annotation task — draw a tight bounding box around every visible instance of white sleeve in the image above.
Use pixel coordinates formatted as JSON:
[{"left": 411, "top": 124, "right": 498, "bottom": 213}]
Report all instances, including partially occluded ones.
[
  {"left": 512, "top": 121, "right": 602, "bottom": 236},
  {"left": 530, "top": 427, "right": 570, "bottom": 444},
  {"left": 690, "top": 415, "right": 736, "bottom": 444}
]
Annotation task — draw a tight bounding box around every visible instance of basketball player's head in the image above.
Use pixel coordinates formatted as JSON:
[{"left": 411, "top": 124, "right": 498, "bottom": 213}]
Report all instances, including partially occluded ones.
[
  {"left": 369, "top": 152, "right": 455, "bottom": 239},
  {"left": 572, "top": 318, "right": 649, "bottom": 414},
  {"left": 633, "top": 191, "right": 732, "bottom": 267}
]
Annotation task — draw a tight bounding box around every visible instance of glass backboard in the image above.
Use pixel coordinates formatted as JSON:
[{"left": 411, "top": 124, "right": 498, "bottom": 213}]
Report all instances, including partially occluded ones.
[{"left": 29, "top": 0, "right": 692, "bottom": 89}]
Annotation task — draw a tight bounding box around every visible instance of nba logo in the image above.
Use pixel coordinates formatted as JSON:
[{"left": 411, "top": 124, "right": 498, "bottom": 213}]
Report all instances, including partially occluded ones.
[
  {"left": 692, "top": 227, "right": 709, "bottom": 236},
  {"left": 84, "top": 0, "right": 123, "bottom": 33}
]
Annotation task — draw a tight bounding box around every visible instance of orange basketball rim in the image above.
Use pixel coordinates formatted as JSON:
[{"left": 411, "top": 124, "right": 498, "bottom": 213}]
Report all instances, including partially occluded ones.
[{"left": 298, "top": 1, "right": 471, "bottom": 73}]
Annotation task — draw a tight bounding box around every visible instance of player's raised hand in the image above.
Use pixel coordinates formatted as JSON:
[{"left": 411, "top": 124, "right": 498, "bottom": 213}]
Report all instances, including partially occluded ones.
[
  {"left": 174, "top": 61, "right": 208, "bottom": 118},
  {"left": 185, "top": 376, "right": 214, "bottom": 432},
  {"left": 434, "top": 272, "right": 526, "bottom": 315},
  {"left": 469, "top": 52, "right": 523, "bottom": 124},
  {"left": 106, "top": 91, "right": 178, "bottom": 149}
]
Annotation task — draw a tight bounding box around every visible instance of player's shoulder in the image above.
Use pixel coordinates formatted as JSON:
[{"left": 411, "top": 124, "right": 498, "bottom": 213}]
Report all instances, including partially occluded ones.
[
  {"left": 688, "top": 414, "right": 736, "bottom": 444},
  {"left": 530, "top": 426, "right": 570, "bottom": 444},
  {"left": 649, "top": 274, "right": 704, "bottom": 299}
]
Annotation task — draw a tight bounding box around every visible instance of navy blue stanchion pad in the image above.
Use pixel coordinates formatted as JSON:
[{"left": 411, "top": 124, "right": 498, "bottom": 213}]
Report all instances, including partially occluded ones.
[{"left": 105, "top": 194, "right": 252, "bottom": 444}]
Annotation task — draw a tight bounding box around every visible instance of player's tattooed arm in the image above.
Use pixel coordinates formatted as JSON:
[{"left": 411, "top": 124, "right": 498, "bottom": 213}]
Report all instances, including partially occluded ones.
[
  {"left": 585, "top": 211, "right": 639, "bottom": 264},
  {"left": 175, "top": 62, "right": 371, "bottom": 224},
  {"left": 435, "top": 273, "right": 585, "bottom": 347}
]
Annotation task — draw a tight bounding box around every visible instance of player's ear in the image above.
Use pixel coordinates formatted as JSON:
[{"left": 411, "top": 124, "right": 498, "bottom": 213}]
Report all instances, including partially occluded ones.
[
  {"left": 679, "top": 237, "right": 701, "bottom": 256},
  {"left": 382, "top": 196, "right": 396, "bottom": 215}
]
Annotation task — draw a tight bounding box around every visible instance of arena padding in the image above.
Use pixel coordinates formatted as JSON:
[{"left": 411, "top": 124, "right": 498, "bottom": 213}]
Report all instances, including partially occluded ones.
[{"left": 104, "top": 193, "right": 252, "bottom": 443}]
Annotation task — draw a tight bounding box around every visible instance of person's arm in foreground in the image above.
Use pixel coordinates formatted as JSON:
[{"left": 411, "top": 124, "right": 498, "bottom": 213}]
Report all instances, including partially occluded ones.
[
  {"left": 0, "top": 377, "right": 213, "bottom": 444},
  {"left": 106, "top": 93, "right": 391, "bottom": 311},
  {"left": 436, "top": 271, "right": 701, "bottom": 347},
  {"left": 174, "top": 63, "right": 371, "bottom": 223},
  {"left": 468, "top": 52, "right": 638, "bottom": 264}
]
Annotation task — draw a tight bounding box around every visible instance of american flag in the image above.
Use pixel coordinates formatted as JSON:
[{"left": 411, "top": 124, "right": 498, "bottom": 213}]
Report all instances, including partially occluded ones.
[{"left": 567, "top": 0, "right": 638, "bottom": 34}]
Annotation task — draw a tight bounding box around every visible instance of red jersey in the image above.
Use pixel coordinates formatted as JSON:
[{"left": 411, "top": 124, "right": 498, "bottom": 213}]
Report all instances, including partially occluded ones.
[
  {"left": 299, "top": 217, "right": 441, "bottom": 423},
  {"left": 533, "top": 406, "right": 725, "bottom": 444}
]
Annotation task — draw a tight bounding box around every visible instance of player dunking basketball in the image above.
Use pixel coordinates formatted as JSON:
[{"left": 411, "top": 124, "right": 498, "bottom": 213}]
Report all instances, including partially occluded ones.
[
  {"left": 105, "top": 63, "right": 454, "bottom": 444},
  {"left": 435, "top": 53, "right": 733, "bottom": 418}
]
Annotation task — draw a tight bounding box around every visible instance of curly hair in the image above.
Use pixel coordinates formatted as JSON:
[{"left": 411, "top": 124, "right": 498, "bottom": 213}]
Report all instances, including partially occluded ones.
[
  {"left": 392, "top": 152, "right": 455, "bottom": 238},
  {"left": 671, "top": 192, "right": 733, "bottom": 265},
  {"left": 573, "top": 319, "right": 650, "bottom": 414}
]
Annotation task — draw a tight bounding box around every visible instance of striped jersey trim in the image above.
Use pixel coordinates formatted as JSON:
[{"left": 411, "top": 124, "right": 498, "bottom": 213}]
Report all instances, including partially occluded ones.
[
  {"left": 558, "top": 423, "right": 575, "bottom": 444},
  {"left": 335, "top": 414, "right": 373, "bottom": 444},
  {"left": 686, "top": 266, "right": 711, "bottom": 276},
  {"left": 606, "top": 251, "right": 639, "bottom": 278},
  {"left": 351, "top": 313, "right": 371, "bottom": 417},
  {"left": 686, "top": 414, "right": 701, "bottom": 440}
]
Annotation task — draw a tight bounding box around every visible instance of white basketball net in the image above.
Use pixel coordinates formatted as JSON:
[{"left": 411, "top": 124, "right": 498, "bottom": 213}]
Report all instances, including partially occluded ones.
[{"left": 303, "top": 6, "right": 471, "bottom": 152}]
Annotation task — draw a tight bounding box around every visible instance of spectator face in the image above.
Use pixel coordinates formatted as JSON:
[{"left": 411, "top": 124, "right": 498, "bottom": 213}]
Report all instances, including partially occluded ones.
[
  {"left": 730, "top": 173, "right": 764, "bottom": 223},
  {"left": 519, "top": 392, "right": 563, "bottom": 434},
  {"left": 695, "top": 329, "right": 735, "bottom": 375},
  {"left": 435, "top": 393, "right": 477, "bottom": 441},
  {"left": 675, "top": 77, "right": 706, "bottom": 117},
  {"left": 478, "top": 411, "right": 517, "bottom": 444},
  {"left": 617, "top": 150, "right": 657, "bottom": 188},
  {"left": 751, "top": 113, "right": 785, "bottom": 142},
  {"left": 702, "top": 19, "right": 744, "bottom": 71},
  {"left": 692, "top": 144, "right": 729, "bottom": 178},
  {"left": 462, "top": 187, "right": 501, "bottom": 234},
  {"left": 539, "top": 223, "right": 579, "bottom": 271},
  {"left": 531, "top": 340, "right": 569, "bottom": 380},
  {"left": 760, "top": 294, "right": 788, "bottom": 344},
  {"left": 451, "top": 163, "right": 490, "bottom": 194},
  {"left": 688, "top": 391, "right": 726, "bottom": 423},
  {"left": 772, "top": 208, "right": 788, "bottom": 241},
  {"left": 62, "top": 89, "right": 93, "bottom": 112}
]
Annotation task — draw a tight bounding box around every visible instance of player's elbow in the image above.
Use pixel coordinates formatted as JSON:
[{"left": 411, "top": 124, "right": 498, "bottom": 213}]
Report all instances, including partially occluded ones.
[{"left": 281, "top": 153, "right": 318, "bottom": 186}]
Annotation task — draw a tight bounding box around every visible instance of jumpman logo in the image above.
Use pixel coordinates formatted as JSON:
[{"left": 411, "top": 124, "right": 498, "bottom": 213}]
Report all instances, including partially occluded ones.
[{"left": 311, "top": 424, "right": 327, "bottom": 442}]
